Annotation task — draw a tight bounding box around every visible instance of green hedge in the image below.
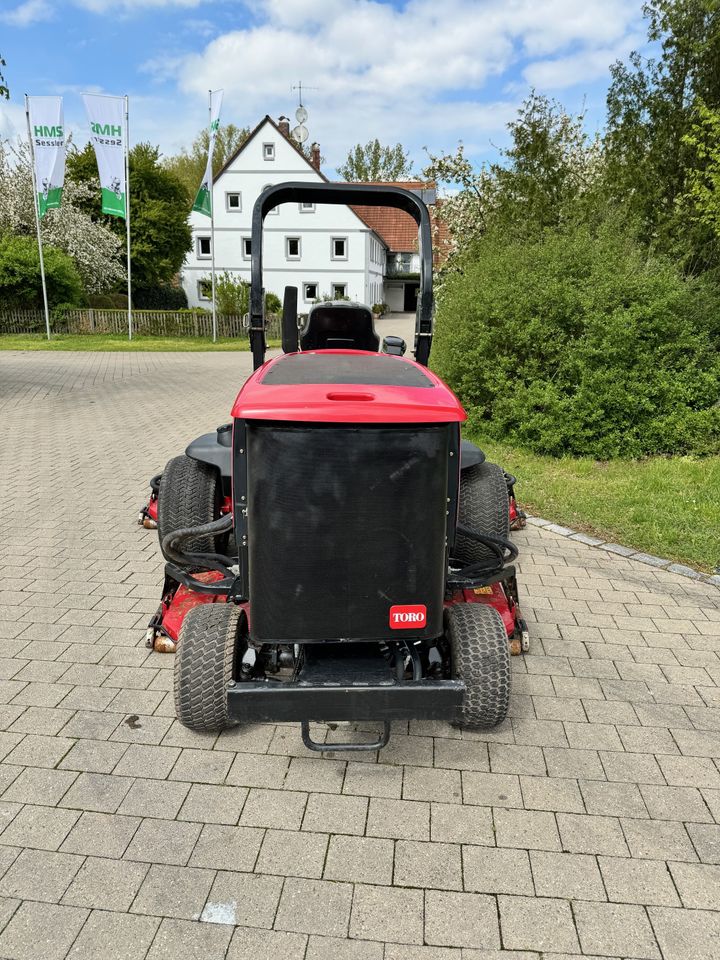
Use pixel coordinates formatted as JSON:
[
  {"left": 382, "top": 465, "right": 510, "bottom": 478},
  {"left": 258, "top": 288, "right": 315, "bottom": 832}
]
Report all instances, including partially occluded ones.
[{"left": 431, "top": 220, "right": 720, "bottom": 458}]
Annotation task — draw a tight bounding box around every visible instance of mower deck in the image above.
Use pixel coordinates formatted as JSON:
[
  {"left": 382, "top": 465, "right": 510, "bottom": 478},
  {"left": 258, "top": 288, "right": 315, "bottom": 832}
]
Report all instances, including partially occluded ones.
[{"left": 226, "top": 643, "right": 464, "bottom": 723}]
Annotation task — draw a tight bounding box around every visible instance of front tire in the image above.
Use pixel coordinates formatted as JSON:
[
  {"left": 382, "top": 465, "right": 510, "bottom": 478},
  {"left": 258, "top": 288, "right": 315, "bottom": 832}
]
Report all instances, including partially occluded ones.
[
  {"left": 157, "top": 454, "right": 222, "bottom": 560},
  {"left": 455, "top": 461, "right": 510, "bottom": 566},
  {"left": 447, "top": 603, "right": 511, "bottom": 728},
  {"left": 174, "top": 603, "right": 243, "bottom": 732}
]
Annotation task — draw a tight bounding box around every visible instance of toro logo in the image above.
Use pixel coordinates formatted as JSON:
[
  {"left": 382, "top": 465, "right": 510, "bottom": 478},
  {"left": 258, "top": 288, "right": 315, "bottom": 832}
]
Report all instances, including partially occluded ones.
[{"left": 389, "top": 605, "right": 427, "bottom": 630}]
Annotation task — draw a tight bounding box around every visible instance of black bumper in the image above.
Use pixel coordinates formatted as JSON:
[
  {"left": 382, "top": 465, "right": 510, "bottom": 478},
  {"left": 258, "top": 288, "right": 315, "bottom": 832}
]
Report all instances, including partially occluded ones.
[{"left": 226, "top": 648, "right": 464, "bottom": 723}]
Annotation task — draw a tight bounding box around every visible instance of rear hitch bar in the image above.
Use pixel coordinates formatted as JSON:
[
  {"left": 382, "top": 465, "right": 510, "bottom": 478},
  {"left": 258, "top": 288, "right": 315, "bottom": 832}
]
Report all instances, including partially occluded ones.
[{"left": 301, "top": 720, "right": 391, "bottom": 753}]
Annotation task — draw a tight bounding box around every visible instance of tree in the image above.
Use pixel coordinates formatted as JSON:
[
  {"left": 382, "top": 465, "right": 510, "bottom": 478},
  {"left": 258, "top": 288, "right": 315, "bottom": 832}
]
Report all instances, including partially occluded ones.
[
  {"left": 0, "top": 53, "right": 8, "bottom": 100},
  {"left": 163, "top": 123, "right": 249, "bottom": 203},
  {"left": 0, "top": 234, "right": 84, "bottom": 309},
  {"left": 67, "top": 142, "right": 192, "bottom": 294},
  {"left": 337, "top": 139, "right": 413, "bottom": 181},
  {"left": 423, "top": 93, "right": 602, "bottom": 259},
  {"left": 605, "top": 0, "right": 720, "bottom": 269},
  {"left": 0, "top": 140, "right": 125, "bottom": 294},
  {"left": 680, "top": 99, "right": 720, "bottom": 250}
]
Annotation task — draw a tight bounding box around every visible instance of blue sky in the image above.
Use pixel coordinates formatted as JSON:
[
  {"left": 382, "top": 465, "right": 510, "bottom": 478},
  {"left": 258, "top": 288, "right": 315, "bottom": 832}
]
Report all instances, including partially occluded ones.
[{"left": 1, "top": 0, "right": 648, "bottom": 175}]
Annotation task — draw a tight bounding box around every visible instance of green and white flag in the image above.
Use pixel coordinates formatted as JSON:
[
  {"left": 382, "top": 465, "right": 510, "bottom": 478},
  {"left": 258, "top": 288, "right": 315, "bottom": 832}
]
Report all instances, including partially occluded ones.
[
  {"left": 28, "top": 96, "right": 65, "bottom": 218},
  {"left": 193, "top": 89, "right": 223, "bottom": 217},
  {"left": 82, "top": 93, "right": 127, "bottom": 218}
]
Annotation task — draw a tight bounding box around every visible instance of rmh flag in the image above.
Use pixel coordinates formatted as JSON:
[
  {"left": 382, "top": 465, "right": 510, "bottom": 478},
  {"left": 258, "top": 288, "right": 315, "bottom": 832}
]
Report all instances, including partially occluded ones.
[
  {"left": 193, "top": 90, "right": 223, "bottom": 217},
  {"left": 28, "top": 96, "right": 65, "bottom": 218},
  {"left": 82, "top": 94, "right": 127, "bottom": 218}
]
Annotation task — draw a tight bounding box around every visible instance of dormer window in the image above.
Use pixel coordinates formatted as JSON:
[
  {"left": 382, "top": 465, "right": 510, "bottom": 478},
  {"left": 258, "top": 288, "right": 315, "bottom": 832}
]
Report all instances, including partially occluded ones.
[{"left": 263, "top": 142, "right": 275, "bottom": 161}]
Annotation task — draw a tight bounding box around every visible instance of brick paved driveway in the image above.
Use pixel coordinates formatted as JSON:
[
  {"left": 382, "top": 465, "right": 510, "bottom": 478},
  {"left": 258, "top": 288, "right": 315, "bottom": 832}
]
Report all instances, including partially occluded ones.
[{"left": 0, "top": 349, "right": 719, "bottom": 960}]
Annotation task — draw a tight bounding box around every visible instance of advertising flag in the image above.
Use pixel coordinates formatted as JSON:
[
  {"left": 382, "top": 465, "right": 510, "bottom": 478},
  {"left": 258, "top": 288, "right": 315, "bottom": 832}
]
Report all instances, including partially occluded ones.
[
  {"left": 193, "top": 89, "right": 223, "bottom": 217},
  {"left": 28, "top": 96, "right": 65, "bottom": 218},
  {"left": 82, "top": 94, "right": 127, "bottom": 218}
]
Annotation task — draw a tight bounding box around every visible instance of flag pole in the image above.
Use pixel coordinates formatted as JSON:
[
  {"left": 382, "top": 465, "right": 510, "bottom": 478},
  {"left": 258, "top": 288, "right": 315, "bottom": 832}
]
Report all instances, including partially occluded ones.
[
  {"left": 124, "top": 95, "right": 132, "bottom": 341},
  {"left": 209, "top": 89, "right": 217, "bottom": 344},
  {"left": 24, "top": 95, "right": 51, "bottom": 342}
]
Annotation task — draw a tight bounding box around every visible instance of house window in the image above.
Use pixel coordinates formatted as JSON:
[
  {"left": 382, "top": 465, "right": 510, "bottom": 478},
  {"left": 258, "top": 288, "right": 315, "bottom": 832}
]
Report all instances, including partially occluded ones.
[
  {"left": 332, "top": 283, "right": 347, "bottom": 299},
  {"left": 196, "top": 236, "right": 211, "bottom": 259},
  {"left": 263, "top": 142, "right": 275, "bottom": 161},
  {"left": 286, "top": 236, "right": 301, "bottom": 260},
  {"left": 303, "top": 282, "right": 318, "bottom": 301},
  {"left": 331, "top": 237, "right": 347, "bottom": 260},
  {"left": 299, "top": 201, "right": 315, "bottom": 213},
  {"left": 225, "top": 192, "right": 241, "bottom": 212},
  {"left": 242, "top": 238, "right": 252, "bottom": 260},
  {"left": 198, "top": 280, "right": 212, "bottom": 301},
  {"left": 264, "top": 185, "right": 278, "bottom": 213}
]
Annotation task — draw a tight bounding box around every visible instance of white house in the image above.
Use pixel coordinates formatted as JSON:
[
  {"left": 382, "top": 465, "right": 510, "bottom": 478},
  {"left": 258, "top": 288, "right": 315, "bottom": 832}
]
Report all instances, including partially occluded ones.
[{"left": 182, "top": 116, "right": 387, "bottom": 310}]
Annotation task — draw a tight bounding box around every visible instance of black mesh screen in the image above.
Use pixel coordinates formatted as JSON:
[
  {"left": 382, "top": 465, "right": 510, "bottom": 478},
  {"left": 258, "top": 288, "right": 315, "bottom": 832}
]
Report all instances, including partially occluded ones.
[{"left": 246, "top": 422, "right": 449, "bottom": 642}]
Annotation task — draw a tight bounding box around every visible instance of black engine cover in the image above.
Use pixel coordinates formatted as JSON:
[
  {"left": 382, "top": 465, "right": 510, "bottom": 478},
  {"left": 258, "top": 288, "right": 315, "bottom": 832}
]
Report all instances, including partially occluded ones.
[{"left": 245, "top": 421, "right": 451, "bottom": 643}]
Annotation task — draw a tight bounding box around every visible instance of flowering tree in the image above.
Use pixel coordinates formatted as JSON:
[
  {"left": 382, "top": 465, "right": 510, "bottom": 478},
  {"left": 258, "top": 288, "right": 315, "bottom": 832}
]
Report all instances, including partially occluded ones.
[
  {"left": 0, "top": 140, "right": 126, "bottom": 294},
  {"left": 423, "top": 94, "right": 602, "bottom": 261}
]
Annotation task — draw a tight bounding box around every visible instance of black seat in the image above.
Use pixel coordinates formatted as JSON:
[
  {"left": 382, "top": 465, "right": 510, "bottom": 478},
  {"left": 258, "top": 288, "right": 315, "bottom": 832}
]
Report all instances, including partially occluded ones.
[{"left": 299, "top": 302, "right": 380, "bottom": 352}]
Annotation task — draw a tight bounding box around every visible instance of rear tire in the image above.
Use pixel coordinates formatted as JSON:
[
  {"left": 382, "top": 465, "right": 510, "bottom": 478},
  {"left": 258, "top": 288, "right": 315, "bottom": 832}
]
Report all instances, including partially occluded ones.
[
  {"left": 174, "top": 603, "right": 242, "bottom": 732},
  {"left": 447, "top": 603, "right": 511, "bottom": 728},
  {"left": 157, "top": 454, "right": 222, "bottom": 560},
  {"left": 455, "top": 461, "right": 510, "bottom": 565}
]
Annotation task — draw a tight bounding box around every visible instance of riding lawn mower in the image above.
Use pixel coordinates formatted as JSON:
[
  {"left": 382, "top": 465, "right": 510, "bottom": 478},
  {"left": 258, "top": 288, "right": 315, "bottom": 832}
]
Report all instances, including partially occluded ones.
[{"left": 139, "top": 182, "right": 529, "bottom": 752}]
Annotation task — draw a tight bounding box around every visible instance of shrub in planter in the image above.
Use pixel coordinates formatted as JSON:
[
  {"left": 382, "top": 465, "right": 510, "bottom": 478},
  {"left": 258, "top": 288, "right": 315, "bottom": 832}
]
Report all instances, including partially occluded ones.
[{"left": 431, "top": 218, "right": 720, "bottom": 458}]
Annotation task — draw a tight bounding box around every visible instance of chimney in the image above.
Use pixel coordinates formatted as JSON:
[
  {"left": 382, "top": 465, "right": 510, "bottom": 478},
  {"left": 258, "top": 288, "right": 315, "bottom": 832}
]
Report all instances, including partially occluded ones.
[
  {"left": 278, "top": 116, "right": 290, "bottom": 137},
  {"left": 311, "top": 142, "right": 321, "bottom": 171}
]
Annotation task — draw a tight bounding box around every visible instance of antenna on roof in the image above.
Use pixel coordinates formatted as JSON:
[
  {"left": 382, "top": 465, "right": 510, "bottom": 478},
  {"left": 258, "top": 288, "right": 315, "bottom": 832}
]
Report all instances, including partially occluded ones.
[{"left": 290, "top": 81, "right": 317, "bottom": 144}]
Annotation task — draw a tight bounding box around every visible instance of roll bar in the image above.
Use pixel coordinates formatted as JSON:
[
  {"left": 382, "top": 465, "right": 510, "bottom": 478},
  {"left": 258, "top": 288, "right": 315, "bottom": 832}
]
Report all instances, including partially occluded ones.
[{"left": 249, "top": 182, "right": 434, "bottom": 370}]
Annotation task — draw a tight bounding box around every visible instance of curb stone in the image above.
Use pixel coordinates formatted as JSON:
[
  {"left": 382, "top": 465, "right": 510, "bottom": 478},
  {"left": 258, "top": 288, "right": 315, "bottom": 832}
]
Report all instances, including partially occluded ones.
[{"left": 525, "top": 515, "right": 719, "bottom": 589}]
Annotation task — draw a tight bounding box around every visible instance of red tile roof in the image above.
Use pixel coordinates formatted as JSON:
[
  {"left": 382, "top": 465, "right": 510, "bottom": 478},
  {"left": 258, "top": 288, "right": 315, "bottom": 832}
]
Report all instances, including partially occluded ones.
[{"left": 347, "top": 181, "right": 451, "bottom": 265}]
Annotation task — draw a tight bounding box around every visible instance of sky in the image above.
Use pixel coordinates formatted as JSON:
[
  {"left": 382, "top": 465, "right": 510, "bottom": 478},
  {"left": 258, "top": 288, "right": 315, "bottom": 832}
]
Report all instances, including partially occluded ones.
[{"left": 0, "top": 0, "right": 649, "bottom": 176}]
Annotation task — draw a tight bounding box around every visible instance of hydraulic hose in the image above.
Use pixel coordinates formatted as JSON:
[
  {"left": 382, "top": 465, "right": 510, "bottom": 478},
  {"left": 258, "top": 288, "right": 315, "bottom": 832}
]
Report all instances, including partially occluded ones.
[
  {"left": 161, "top": 513, "right": 235, "bottom": 574},
  {"left": 449, "top": 523, "right": 519, "bottom": 582}
]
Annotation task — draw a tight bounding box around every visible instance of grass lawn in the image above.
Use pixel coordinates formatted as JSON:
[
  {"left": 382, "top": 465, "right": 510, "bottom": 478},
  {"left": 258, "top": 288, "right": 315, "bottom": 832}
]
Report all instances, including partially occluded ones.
[
  {"left": 0, "top": 334, "right": 281, "bottom": 351},
  {"left": 473, "top": 435, "right": 720, "bottom": 574}
]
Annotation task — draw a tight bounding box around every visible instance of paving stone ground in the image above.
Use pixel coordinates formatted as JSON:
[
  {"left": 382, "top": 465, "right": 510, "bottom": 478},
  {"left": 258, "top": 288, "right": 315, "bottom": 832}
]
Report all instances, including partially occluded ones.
[{"left": 0, "top": 347, "right": 719, "bottom": 960}]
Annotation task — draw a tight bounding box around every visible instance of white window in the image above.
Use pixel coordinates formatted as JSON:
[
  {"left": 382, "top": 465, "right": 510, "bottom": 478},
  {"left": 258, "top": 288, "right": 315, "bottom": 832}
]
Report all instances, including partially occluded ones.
[
  {"left": 331, "top": 237, "right": 347, "bottom": 260},
  {"left": 303, "top": 282, "right": 318, "bottom": 301},
  {"left": 332, "top": 283, "right": 347, "bottom": 299},
  {"left": 242, "top": 238, "right": 252, "bottom": 260},
  {"left": 196, "top": 236, "right": 211, "bottom": 259},
  {"left": 263, "top": 142, "right": 275, "bottom": 161},
  {"left": 264, "top": 184, "right": 278, "bottom": 214},
  {"left": 299, "top": 201, "right": 315, "bottom": 213},
  {"left": 286, "top": 236, "right": 301, "bottom": 260},
  {"left": 225, "top": 192, "right": 241, "bottom": 212},
  {"left": 198, "top": 279, "right": 212, "bottom": 301}
]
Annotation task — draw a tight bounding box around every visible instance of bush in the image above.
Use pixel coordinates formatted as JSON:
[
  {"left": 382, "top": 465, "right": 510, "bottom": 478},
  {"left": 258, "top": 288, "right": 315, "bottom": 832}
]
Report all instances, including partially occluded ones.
[
  {"left": 265, "top": 291, "right": 281, "bottom": 314},
  {"left": 87, "top": 292, "right": 130, "bottom": 309},
  {"left": 431, "top": 219, "right": 720, "bottom": 458},
  {"left": 0, "top": 234, "right": 84, "bottom": 309},
  {"left": 133, "top": 284, "right": 188, "bottom": 310}
]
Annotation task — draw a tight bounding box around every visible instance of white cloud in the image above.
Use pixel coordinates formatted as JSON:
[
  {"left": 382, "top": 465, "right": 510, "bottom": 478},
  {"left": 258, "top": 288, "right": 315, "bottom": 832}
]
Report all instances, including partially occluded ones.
[
  {"left": 0, "top": 0, "right": 53, "bottom": 27},
  {"left": 147, "top": 0, "right": 639, "bottom": 168}
]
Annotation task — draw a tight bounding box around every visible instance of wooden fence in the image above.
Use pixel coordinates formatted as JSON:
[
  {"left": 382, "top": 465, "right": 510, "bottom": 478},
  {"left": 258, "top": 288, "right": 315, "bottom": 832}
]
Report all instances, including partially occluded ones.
[{"left": 0, "top": 308, "right": 282, "bottom": 340}]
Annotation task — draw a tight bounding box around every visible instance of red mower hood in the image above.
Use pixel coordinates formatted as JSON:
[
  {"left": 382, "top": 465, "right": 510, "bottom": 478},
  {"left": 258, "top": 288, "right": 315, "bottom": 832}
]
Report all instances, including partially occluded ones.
[{"left": 231, "top": 350, "right": 467, "bottom": 424}]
